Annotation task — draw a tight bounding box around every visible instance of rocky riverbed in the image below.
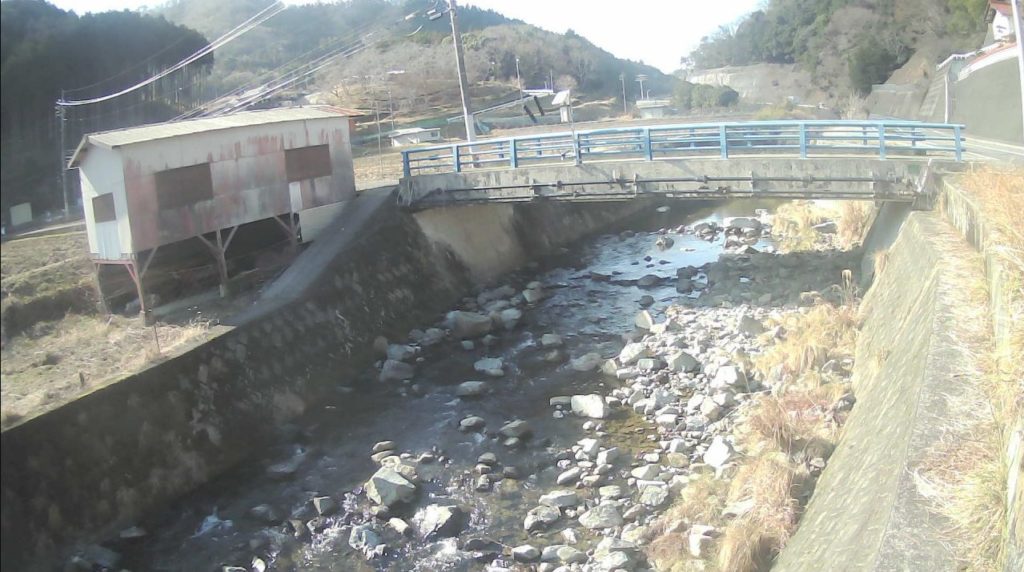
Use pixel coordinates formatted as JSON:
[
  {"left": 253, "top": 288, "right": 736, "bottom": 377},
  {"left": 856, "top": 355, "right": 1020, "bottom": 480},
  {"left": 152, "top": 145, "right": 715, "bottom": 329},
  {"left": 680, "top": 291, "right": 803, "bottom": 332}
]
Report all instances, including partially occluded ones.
[{"left": 81, "top": 202, "right": 860, "bottom": 572}]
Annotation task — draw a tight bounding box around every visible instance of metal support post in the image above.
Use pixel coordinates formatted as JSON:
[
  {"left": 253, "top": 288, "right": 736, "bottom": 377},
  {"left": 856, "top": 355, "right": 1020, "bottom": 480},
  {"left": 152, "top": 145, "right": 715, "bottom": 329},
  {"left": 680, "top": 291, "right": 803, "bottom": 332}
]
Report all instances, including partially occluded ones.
[
  {"left": 878, "top": 125, "right": 887, "bottom": 159},
  {"left": 719, "top": 125, "right": 728, "bottom": 158},
  {"left": 799, "top": 123, "right": 808, "bottom": 158},
  {"left": 954, "top": 125, "right": 963, "bottom": 161},
  {"left": 510, "top": 138, "right": 518, "bottom": 168}
]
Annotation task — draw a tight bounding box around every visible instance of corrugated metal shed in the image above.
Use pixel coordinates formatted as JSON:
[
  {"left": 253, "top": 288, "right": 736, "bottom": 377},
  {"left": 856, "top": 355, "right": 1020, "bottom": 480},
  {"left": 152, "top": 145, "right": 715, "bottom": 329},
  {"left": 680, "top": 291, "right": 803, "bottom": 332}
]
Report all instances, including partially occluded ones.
[{"left": 70, "top": 106, "right": 353, "bottom": 167}]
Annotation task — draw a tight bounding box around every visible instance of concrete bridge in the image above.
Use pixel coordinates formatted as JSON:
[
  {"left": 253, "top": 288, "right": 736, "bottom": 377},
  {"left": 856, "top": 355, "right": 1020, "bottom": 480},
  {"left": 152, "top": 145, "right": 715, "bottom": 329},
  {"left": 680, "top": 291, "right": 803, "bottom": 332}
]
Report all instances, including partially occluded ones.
[{"left": 398, "top": 120, "right": 967, "bottom": 209}]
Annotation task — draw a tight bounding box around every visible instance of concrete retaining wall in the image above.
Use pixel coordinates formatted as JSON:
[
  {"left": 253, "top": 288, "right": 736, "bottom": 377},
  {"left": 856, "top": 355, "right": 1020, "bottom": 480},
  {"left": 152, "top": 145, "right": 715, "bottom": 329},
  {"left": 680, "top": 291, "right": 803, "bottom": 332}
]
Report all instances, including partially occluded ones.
[
  {"left": 939, "top": 181, "right": 1024, "bottom": 572},
  {"left": 414, "top": 200, "right": 650, "bottom": 284},
  {"left": 0, "top": 192, "right": 649, "bottom": 570},
  {"left": 776, "top": 211, "right": 988, "bottom": 571},
  {"left": 953, "top": 58, "right": 1023, "bottom": 145}
]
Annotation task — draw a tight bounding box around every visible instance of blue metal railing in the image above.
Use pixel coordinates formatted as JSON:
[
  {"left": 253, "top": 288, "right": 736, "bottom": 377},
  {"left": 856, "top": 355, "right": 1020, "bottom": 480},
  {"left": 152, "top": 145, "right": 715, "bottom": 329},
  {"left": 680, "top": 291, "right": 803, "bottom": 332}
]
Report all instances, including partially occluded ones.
[{"left": 400, "top": 120, "right": 966, "bottom": 177}]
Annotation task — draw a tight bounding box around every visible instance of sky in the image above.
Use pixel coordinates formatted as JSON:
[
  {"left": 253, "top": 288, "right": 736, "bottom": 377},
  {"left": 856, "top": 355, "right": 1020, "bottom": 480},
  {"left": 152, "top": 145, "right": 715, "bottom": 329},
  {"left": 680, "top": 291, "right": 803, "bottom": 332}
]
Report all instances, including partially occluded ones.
[{"left": 46, "top": 0, "right": 762, "bottom": 73}]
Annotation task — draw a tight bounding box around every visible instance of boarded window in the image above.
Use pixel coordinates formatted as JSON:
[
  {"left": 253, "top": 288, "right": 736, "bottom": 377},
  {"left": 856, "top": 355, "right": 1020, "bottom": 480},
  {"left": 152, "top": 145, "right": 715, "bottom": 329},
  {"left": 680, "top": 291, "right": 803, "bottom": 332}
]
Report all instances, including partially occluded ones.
[
  {"left": 155, "top": 163, "right": 213, "bottom": 210},
  {"left": 92, "top": 194, "right": 116, "bottom": 223},
  {"left": 285, "top": 145, "right": 332, "bottom": 182}
]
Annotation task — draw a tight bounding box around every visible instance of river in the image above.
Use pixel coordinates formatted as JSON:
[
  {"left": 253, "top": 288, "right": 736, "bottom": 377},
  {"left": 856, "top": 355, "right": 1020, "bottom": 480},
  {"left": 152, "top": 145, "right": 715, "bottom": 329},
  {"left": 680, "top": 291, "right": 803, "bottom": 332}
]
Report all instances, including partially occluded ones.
[{"left": 114, "top": 200, "right": 838, "bottom": 572}]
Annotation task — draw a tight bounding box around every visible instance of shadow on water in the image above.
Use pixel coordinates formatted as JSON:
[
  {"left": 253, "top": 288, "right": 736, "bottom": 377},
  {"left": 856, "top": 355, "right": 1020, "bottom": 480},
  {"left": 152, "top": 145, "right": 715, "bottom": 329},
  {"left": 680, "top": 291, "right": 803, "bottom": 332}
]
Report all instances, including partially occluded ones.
[{"left": 117, "top": 199, "right": 862, "bottom": 572}]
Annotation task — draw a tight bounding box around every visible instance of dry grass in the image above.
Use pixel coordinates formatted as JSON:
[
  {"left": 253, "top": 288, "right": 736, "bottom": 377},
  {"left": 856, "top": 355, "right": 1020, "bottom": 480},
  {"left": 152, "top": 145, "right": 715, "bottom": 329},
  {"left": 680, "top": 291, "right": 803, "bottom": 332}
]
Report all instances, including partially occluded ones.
[
  {"left": 0, "top": 313, "right": 211, "bottom": 429},
  {"left": 754, "top": 303, "right": 859, "bottom": 388},
  {"left": 772, "top": 200, "right": 874, "bottom": 252},
  {"left": 739, "top": 390, "right": 843, "bottom": 456},
  {"left": 650, "top": 290, "right": 861, "bottom": 571},
  {"left": 921, "top": 166, "right": 1024, "bottom": 571},
  {"left": 772, "top": 202, "right": 827, "bottom": 251},
  {"left": 835, "top": 202, "right": 873, "bottom": 249},
  {"left": 717, "top": 454, "right": 807, "bottom": 572},
  {"left": 647, "top": 475, "right": 730, "bottom": 570}
]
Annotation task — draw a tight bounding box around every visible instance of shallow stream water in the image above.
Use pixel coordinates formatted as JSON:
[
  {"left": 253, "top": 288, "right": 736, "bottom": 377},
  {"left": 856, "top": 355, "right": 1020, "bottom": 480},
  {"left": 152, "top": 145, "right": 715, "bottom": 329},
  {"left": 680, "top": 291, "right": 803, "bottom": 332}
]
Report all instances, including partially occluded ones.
[{"left": 119, "top": 201, "right": 779, "bottom": 572}]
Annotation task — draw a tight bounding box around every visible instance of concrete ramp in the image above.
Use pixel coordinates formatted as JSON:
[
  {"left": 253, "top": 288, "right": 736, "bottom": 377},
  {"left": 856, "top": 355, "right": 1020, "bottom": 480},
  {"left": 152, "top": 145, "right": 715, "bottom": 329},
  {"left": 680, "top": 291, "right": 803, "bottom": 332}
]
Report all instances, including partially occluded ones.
[{"left": 230, "top": 187, "right": 395, "bottom": 324}]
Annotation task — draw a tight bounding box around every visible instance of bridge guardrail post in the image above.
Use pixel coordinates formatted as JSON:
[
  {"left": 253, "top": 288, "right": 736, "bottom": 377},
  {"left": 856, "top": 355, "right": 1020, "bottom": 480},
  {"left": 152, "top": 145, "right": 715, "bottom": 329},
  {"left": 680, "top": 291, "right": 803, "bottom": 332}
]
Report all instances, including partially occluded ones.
[
  {"left": 401, "top": 152, "right": 411, "bottom": 177},
  {"left": 573, "top": 132, "right": 582, "bottom": 166},
  {"left": 510, "top": 139, "right": 518, "bottom": 168},
  {"left": 799, "top": 123, "right": 808, "bottom": 158},
  {"left": 954, "top": 125, "right": 963, "bottom": 161},
  {"left": 453, "top": 144, "right": 461, "bottom": 173},
  {"left": 878, "top": 125, "right": 887, "bottom": 160},
  {"left": 643, "top": 128, "right": 653, "bottom": 161},
  {"left": 719, "top": 125, "right": 728, "bottom": 159}
]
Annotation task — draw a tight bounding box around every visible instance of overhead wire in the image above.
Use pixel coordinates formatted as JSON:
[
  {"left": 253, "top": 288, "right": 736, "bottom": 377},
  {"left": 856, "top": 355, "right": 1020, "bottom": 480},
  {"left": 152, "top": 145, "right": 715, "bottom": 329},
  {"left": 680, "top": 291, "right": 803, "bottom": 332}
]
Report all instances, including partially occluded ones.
[
  {"left": 173, "top": 17, "right": 383, "bottom": 119},
  {"left": 179, "top": 6, "right": 429, "bottom": 119},
  {"left": 57, "top": 1, "right": 286, "bottom": 107}
]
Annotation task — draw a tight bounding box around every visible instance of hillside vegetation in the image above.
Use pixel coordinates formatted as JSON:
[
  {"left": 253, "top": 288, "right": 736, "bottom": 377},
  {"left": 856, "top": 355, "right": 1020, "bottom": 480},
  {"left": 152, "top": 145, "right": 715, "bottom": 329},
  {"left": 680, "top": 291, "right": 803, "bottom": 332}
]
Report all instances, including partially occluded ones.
[
  {"left": 685, "top": 0, "right": 990, "bottom": 97},
  {"left": 1, "top": 0, "right": 212, "bottom": 214},
  {"left": 157, "top": 0, "right": 674, "bottom": 117}
]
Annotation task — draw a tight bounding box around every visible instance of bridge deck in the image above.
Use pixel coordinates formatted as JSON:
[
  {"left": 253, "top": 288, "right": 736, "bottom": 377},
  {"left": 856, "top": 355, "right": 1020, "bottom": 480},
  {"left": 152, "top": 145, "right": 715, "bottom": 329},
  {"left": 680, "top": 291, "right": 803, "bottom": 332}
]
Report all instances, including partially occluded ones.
[{"left": 398, "top": 120, "right": 966, "bottom": 209}]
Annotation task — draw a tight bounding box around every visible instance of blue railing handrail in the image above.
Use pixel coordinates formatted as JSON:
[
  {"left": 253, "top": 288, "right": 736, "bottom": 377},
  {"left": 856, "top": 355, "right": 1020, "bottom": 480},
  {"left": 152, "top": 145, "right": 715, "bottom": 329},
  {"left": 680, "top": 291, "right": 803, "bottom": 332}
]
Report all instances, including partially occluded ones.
[{"left": 400, "top": 120, "right": 967, "bottom": 177}]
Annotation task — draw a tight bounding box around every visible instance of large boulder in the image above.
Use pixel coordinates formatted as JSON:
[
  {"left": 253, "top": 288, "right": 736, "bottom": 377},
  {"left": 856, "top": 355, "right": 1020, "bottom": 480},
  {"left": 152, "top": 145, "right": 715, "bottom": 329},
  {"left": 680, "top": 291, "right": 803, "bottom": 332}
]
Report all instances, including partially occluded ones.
[
  {"left": 474, "top": 357, "right": 505, "bottom": 377},
  {"left": 725, "top": 216, "right": 762, "bottom": 233},
  {"left": 455, "top": 381, "right": 487, "bottom": 398},
  {"left": 447, "top": 311, "right": 493, "bottom": 339},
  {"left": 702, "top": 436, "right": 735, "bottom": 469},
  {"left": 634, "top": 310, "right": 655, "bottom": 330},
  {"left": 349, "top": 524, "right": 384, "bottom": 557},
  {"left": 618, "top": 343, "right": 649, "bottom": 365},
  {"left": 365, "top": 467, "right": 417, "bottom": 507},
  {"left": 379, "top": 359, "right": 414, "bottom": 382},
  {"left": 524, "top": 505, "right": 561, "bottom": 532},
  {"left": 499, "top": 308, "right": 523, "bottom": 330},
  {"left": 571, "top": 394, "right": 609, "bottom": 419},
  {"left": 386, "top": 344, "right": 418, "bottom": 362},
  {"left": 666, "top": 351, "right": 700, "bottom": 373},
  {"left": 711, "top": 366, "right": 748, "bottom": 390},
  {"left": 539, "top": 490, "right": 580, "bottom": 508},
  {"left": 413, "top": 504, "right": 464, "bottom": 539},
  {"left": 579, "top": 504, "right": 624, "bottom": 529},
  {"left": 571, "top": 352, "right": 604, "bottom": 372}
]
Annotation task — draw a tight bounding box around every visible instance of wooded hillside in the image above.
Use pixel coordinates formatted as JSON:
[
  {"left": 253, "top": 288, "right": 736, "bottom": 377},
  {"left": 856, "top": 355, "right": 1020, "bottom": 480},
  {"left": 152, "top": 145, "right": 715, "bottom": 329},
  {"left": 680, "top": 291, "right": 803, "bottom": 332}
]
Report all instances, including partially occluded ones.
[
  {"left": 1, "top": 0, "right": 212, "bottom": 214},
  {"left": 685, "top": 0, "right": 991, "bottom": 96}
]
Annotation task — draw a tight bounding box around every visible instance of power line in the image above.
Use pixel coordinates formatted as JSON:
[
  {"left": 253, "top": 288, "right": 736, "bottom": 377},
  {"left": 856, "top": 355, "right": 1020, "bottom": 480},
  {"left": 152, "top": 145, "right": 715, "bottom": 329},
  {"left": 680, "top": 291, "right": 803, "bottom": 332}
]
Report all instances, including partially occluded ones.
[
  {"left": 179, "top": 8, "right": 424, "bottom": 119},
  {"left": 63, "top": 34, "right": 194, "bottom": 96},
  {"left": 57, "top": 1, "right": 286, "bottom": 107}
]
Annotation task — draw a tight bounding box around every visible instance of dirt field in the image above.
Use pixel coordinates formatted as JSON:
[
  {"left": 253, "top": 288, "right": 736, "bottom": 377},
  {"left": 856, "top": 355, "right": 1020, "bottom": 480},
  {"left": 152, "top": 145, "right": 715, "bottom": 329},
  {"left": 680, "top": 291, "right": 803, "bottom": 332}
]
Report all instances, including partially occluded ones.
[{"left": 0, "top": 231, "right": 214, "bottom": 428}]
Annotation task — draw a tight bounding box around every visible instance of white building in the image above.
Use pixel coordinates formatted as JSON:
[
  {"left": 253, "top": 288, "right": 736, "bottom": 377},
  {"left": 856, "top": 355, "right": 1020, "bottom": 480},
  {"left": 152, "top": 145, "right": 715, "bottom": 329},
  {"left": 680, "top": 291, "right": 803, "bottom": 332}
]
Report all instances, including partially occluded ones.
[
  {"left": 68, "top": 106, "right": 356, "bottom": 313},
  {"left": 389, "top": 127, "right": 442, "bottom": 147},
  {"left": 988, "top": 0, "right": 1014, "bottom": 42},
  {"left": 636, "top": 99, "right": 672, "bottom": 119}
]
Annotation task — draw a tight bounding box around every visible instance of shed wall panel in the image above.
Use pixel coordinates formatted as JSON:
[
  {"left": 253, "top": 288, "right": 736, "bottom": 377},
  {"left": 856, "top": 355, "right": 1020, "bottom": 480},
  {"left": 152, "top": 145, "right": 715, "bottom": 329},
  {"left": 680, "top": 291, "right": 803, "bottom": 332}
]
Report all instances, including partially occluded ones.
[
  {"left": 78, "top": 146, "right": 129, "bottom": 259},
  {"left": 114, "top": 116, "right": 353, "bottom": 253}
]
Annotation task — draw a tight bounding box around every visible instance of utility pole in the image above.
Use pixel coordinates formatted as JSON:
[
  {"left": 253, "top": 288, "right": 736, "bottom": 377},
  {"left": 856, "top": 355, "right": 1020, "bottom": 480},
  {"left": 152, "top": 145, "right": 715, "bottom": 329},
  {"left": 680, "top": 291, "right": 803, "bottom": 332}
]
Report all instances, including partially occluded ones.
[
  {"left": 516, "top": 55, "right": 523, "bottom": 100},
  {"left": 374, "top": 97, "right": 383, "bottom": 178},
  {"left": 57, "top": 91, "right": 69, "bottom": 220},
  {"left": 620, "top": 73, "right": 628, "bottom": 115},
  {"left": 636, "top": 74, "right": 648, "bottom": 102},
  {"left": 387, "top": 88, "right": 395, "bottom": 131},
  {"left": 448, "top": 0, "right": 475, "bottom": 141},
  {"left": 1012, "top": 0, "right": 1024, "bottom": 141}
]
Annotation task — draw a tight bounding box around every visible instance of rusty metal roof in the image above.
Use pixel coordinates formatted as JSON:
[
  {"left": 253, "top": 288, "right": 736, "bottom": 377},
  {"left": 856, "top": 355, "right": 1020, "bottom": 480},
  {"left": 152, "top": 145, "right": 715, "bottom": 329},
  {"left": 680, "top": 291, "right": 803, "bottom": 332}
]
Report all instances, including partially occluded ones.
[{"left": 69, "top": 106, "right": 352, "bottom": 167}]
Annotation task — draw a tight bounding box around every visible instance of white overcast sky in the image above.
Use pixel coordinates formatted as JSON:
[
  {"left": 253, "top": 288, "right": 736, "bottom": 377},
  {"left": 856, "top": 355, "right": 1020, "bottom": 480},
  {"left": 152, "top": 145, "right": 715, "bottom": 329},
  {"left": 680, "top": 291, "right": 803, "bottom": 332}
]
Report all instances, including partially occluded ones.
[{"left": 45, "top": 0, "right": 762, "bottom": 73}]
